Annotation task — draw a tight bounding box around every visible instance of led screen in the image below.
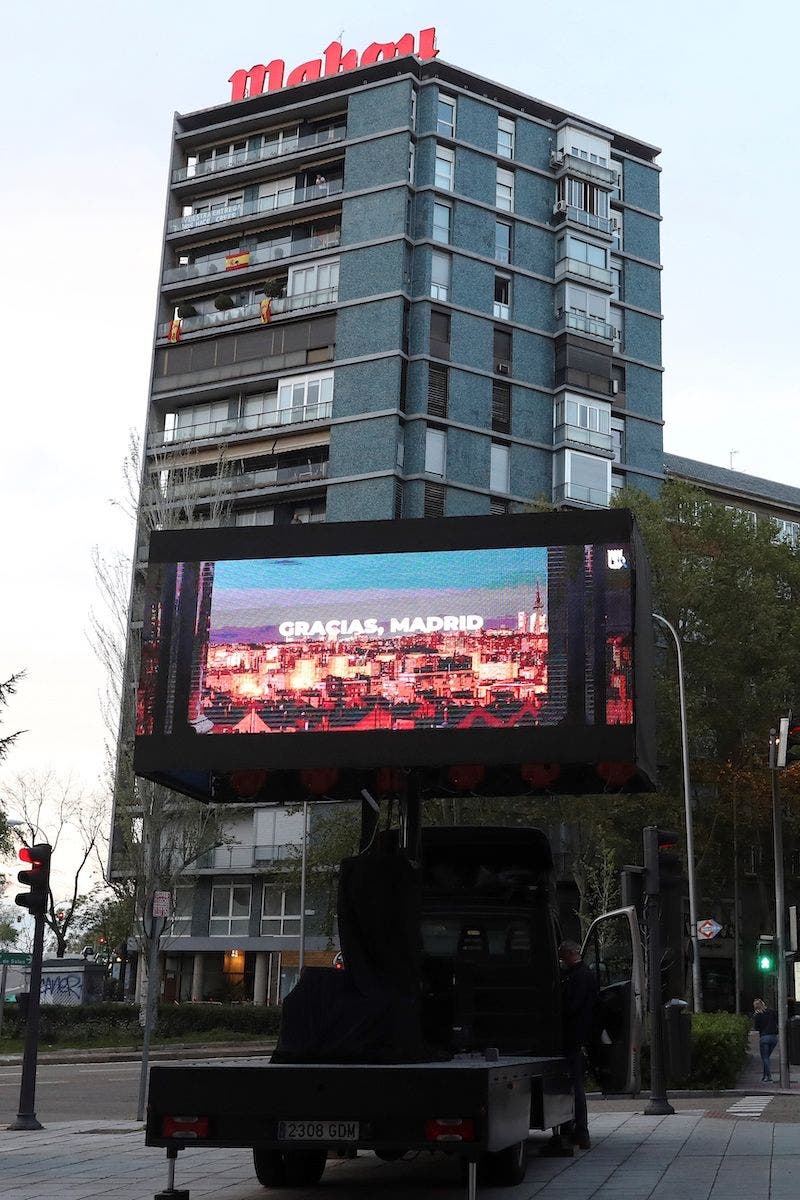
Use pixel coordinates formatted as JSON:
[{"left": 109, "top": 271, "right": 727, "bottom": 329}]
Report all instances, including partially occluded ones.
[{"left": 134, "top": 510, "right": 656, "bottom": 799}]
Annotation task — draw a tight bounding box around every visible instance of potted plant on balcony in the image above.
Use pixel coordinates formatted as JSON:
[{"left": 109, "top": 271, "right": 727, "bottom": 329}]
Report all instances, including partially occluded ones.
[
  {"left": 263, "top": 278, "right": 285, "bottom": 299},
  {"left": 214, "top": 293, "right": 236, "bottom": 311},
  {"left": 177, "top": 301, "right": 198, "bottom": 318}
]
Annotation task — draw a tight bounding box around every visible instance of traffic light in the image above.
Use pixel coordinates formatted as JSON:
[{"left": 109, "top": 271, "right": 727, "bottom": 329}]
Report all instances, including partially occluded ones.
[
  {"left": 643, "top": 827, "right": 681, "bottom": 896},
  {"left": 15, "top": 844, "right": 51, "bottom": 917},
  {"left": 785, "top": 721, "right": 800, "bottom": 766},
  {"left": 757, "top": 935, "right": 775, "bottom": 973}
]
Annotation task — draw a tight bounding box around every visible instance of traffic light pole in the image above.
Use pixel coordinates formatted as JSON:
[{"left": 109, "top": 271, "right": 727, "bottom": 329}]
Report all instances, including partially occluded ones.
[
  {"left": 8, "top": 910, "right": 45, "bottom": 1130},
  {"left": 769, "top": 730, "right": 790, "bottom": 1090}
]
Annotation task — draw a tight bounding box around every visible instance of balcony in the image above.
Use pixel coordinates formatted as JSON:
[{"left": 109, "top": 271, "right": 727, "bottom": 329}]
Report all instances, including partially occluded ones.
[
  {"left": 555, "top": 256, "right": 612, "bottom": 289},
  {"left": 556, "top": 309, "right": 615, "bottom": 341},
  {"left": 163, "top": 231, "right": 341, "bottom": 285},
  {"left": 172, "top": 126, "right": 347, "bottom": 183},
  {"left": 149, "top": 400, "right": 333, "bottom": 449},
  {"left": 157, "top": 286, "right": 338, "bottom": 338},
  {"left": 167, "top": 181, "right": 344, "bottom": 235},
  {"left": 554, "top": 421, "right": 614, "bottom": 455},
  {"left": 164, "top": 459, "right": 329, "bottom": 501},
  {"left": 553, "top": 481, "right": 611, "bottom": 508},
  {"left": 194, "top": 843, "right": 299, "bottom": 870},
  {"left": 550, "top": 150, "right": 617, "bottom": 187},
  {"left": 552, "top": 203, "right": 615, "bottom": 236}
]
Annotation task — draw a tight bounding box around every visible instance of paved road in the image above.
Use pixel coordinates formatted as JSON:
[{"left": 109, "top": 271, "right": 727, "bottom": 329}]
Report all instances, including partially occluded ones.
[{"left": 0, "top": 1059, "right": 144, "bottom": 1124}]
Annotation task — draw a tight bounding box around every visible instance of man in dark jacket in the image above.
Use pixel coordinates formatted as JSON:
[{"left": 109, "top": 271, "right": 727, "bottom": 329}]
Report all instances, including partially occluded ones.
[{"left": 559, "top": 940, "right": 598, "bottom": 1150}]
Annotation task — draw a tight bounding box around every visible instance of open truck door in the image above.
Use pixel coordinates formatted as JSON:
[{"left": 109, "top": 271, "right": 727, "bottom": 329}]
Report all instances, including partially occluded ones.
[{"left": 581, "top": 906, "right": 644, "bottom": 1095}]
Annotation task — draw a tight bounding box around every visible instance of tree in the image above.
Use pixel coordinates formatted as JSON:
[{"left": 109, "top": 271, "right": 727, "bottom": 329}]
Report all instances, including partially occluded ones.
[
  {"left": 3, "top": 770, "right": 106, "bottom": 958},
  {"left": 90, "top": 431, "right": 235, "bottom": 1013},
  {"left": 0, "top": 901, "right": 21, "bottom": 947},
  {"left": 0, "top": 671, "right": 25, "bottom": 858},
  {"left": 69, "top": 891, "right": 136, "bottom": 959}
]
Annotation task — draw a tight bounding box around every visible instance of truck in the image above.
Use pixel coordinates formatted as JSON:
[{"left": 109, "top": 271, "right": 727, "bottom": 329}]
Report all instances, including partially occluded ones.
[{"left": 145, "top": 817, "right": 644, "bottom": 1198}]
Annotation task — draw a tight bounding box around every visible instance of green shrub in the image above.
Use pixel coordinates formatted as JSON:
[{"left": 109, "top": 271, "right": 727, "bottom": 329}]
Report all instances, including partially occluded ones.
[
  {"left": 687, "top": 1012, "right": 751, "bottom": 1090},
  {"left": 0, "top": 1001, "right": 281, "bottom": 1045}
]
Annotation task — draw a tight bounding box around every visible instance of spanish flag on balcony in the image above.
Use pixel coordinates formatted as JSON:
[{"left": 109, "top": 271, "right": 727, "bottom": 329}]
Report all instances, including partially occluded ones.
[
  {"left": 260, "top": 297, "right": 272, "bottom": 324},
  {"left": 167, "top": 319, "right": 182, "bottom": 343},
  {"left": 225, "top": 250, "right": 250, "bottom": 271}
]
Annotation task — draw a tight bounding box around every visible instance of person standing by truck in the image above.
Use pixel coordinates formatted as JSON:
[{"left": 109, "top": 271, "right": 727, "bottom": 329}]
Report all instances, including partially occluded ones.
[
  {"left": 558, "top": 940, "right": 598, "bottom": 1150},
  {"left": 752, "top": 998, "right": 778, "bottom": 1082}
]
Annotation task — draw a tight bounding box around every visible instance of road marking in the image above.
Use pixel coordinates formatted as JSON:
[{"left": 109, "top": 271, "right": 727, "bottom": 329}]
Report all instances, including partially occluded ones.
[{"left": 725, "top": 1096, "right": 773, "bottom": 1118}]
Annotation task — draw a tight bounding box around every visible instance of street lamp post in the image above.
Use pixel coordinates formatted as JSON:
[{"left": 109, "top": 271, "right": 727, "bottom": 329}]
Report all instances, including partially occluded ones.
[{"left": 653, "top": 613, "right": 703, "bottom": 1013}]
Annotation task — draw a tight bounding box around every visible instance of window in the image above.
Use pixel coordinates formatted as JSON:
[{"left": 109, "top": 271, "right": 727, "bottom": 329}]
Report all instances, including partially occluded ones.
[
  {"left": 557, "top": 234, "right": 608, "bottom": 271},
  {"left": 610, "top": 159, "right": 623, "bottom": 201},
  {"left": 433, "top": 200, "right": 452, "bottom": 244},
  {"left": 556, "top": 283, "right": 610, "bottom": 337},
  {"left": 495, "top": 220, "right": 512, "bottom": 264},
  {"left": 209, "top": 883, "right": 251, "bottom": 936},
  {"left": 435, "top": 145, "right": 455, "bottom": 191},
  {"left": 437, "top": 95, "right": 456, "bottom": 138},
  {"left": 408, "top": 141, "right": 415, "bottom": 184},
  {"left": 555, "top": 395, "right": 611, "bottom": 438},
  {"left": 288, "top": 258, "right": 339, "bottom": 298},
  {"left": 411, "top": 89, "right": 417, "bottom": 129},
  {"left": 610, "top": 260, "right": 623, "bottom": 302},
  {"left": 490, "top": 443, "right": 510, "bottom": 493},
  {"left": 496, "top": 167, "right": 514, "bottom": 212},
  {"left": 611, "top": 417, "right": 625, "bottom": 464},
  {"left": 610, "top": 306, "right": 623, "bottom": 349},
  {"left": 261, "top": 886, "right": 301, "bottom": 936},
  {"left": 612, "top": 213, "right": 623, "bottom": 252},
  {"left": 559, "top": 178, "right": 609, "bottom": 219},
  {"left": 774, "top": 519, "right": 800, "bottom": 547},
  {"left": 194, "top": 138, "right": 248, "bottom": 174},
  {"left": 276, "top": 371, "right": 334, "bottom": 420},
  {"left": 497, "top": 115, "right": 515, "bottom": 159},
  {"left": 611, "top": 364, "right": 626, "bottom": 401},
  {"left": 425, "top": 427, "right": 447, "bottom": 476},
  {"left": 235, "top": 508, "right": 275, "bottom": 526},
  {"left": 431, "top": 251, "right": 451, "bottom": 300},
  {"left": 428, "top": 365, "right": 448, "bottom": 418},
  {"left": 170, "top": 885, "right": 194, "bottom": 936},
  {"left": 493, "top": 327, "right": 511, "bottom": 373},
  {"left": 559, "top": 127, "right": 611, "bottom": 167},
  {"left": 424, "top": 482, "right": 445, "bottom": 517},
  {"left": 493, "top": 273, "right": 511, "bottom": 320},
  {"left": 430, "top": 309, "right": 451, "bottom": 359},
  {"left": 553, "top": 449, "right": 611, "bottom": 507},
  {"left": 612, "top": 471, "right": 625, "bottom": 495},
  {"left": 492, "top": 380, "right": 511, "bottom": 433}
]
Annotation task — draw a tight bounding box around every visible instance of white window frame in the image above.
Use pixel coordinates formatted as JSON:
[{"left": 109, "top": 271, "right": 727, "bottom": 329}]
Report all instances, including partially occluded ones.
[
  {"left": 261, "top": 885, "right": 301, "bottom": 936},
  {"left": 555, "top": 394, "right": 611, "bottom": 437},
  {"left": 437, "top": 95, "right": 456, "bottom": 138},
  {"left": 774, "top": 518, "right": 800, "bottom": 547},
  {"left": 496, "top": 167, "right": 514, "bottom": 212},
  {"left": 433, "top": 200, "right": 452, "bottom": 244},
  {"left": 493, "top": 272, "right": 511, "bottom": 320},
  {"left": 430, "top": 251, "right": 451, "bottom": 301},
  {"left": 425, "top": 427, "right": 447, "bottom": 476},
  {"left": 276, "top": 371, "right": 334, "bottom": 422},
  {"left": 287, "top": 257, "right": 339, "bottom": 298},
  {"left": 490, "top": 443, "right": 510, "bottom": 493},
  {"left": 209, "top": 883, "right": 252, "bottom": 936},
  {"left": 495, "top": 219, "right": 512, "bottom": 264},
  {"left": 497, "top": 115, "right": 515, "bottom": 160},
  {"left": 554, "top": 449, "right": 611, "bottom": 507},
  {"left": 435, "top": 145, "right": 455, "bottom": 191}
]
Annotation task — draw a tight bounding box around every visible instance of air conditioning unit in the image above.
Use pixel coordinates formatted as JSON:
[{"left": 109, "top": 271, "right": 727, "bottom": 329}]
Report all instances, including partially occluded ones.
[
  {"left": 550, "top": 149, "right": 565, "bottom": 167},
  {"left": 496, "top": 362, "right": 509, "bottom": 375},
  {"left": 553, "top": 200, "right": 569, "bottom": 214}
]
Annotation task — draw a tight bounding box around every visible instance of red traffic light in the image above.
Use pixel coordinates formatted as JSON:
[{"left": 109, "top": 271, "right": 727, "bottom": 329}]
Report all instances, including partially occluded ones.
[
  {"left": 19, "top": 847, "right": 39, "bottom": 866},
  {"left": 15, "top": 843, "right": 52, "bottom": 917}
]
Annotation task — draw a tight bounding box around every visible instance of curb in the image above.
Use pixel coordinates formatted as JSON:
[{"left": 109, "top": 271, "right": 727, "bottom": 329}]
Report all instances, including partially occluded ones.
[{"left": 0, "top": 1041, "right": 277, "bottom": 1067}]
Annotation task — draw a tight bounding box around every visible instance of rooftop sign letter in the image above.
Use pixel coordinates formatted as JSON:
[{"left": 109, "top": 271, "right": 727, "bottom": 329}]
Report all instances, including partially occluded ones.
[{"left": 229, "top": 27, "right": 438, "bottom": 102}]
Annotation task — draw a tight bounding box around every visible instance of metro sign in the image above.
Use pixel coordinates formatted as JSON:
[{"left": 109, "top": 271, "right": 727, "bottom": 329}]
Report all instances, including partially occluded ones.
[{"left": 229, "top": 27, "right": 438, "bottom": 102}]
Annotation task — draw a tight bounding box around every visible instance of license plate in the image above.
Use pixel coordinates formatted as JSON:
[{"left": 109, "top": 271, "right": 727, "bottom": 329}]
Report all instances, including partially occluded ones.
[{"left": 278, "top": 1120, "right": 359, "bottom": 1142}]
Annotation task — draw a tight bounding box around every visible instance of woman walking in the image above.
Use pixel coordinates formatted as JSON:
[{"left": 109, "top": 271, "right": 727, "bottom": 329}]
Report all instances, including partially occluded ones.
[{"left": 752, "top": 998, "right": 779, "bottom": 1082}]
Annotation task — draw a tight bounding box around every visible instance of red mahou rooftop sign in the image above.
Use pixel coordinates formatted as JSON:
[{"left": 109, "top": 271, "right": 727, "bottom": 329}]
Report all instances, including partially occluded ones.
[{"left": 229, "top": 27, "right": 438, "bottom": 102}]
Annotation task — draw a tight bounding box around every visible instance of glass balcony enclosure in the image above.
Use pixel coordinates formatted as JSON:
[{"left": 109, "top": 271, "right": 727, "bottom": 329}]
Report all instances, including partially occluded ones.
[
  {"left": 163, "top": 230, "right": 340, "bottom": 284},
  {"left": 158, "top": 284, "right": 338, "bottom": 337},
  {"left": 173, "top": 124, "right": 346, "bottom": 183},
  {"left": 553, "top": 393, "right": 613, "bottom": 454},
  {"left": 167, "top": 179, "right": 344, "bottom": 234}
]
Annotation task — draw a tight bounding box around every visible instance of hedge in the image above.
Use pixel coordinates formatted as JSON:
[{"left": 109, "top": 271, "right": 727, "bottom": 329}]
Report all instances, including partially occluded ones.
[
  {"left": 0, "top": 1001, "right": 282, "bottom": 1045},
  {"left": 684, "top": 1011, "right": 751, "bottom": 1090}
]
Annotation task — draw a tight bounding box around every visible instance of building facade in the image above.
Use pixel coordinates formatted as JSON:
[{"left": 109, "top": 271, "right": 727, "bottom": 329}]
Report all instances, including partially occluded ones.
[{"left": 127, "top": 47, "right": 666, "bottom": 1002}]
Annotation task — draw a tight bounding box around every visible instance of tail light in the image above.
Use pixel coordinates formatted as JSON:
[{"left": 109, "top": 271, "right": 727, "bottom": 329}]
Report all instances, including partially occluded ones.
[
  {"left": 425, "top": 1117, "right": 475, "bottom": 1142},
  {"left": 162, "top": 1115, "right": 210, "bottom": 1139}
]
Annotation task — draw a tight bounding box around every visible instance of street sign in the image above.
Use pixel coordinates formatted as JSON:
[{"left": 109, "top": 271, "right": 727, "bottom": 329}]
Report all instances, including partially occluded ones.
[
  {"left": 0, "top": 951, "right": 32, "bottom": 967},
  {"left": 696, "top": 918, "right": 722, "bottom": 941},
  {"left": 151, "top": 891, "right": 171, "bottom": 918}
]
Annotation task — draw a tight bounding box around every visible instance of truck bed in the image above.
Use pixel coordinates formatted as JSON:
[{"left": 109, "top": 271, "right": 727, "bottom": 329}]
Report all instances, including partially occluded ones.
[{"left": 146, "top": 1054, "right": 573, "bottom": 1155}]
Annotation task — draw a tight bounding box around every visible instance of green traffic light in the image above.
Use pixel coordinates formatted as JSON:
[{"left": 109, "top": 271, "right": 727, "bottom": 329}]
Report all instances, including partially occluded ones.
[{"left": 758, "top": 954, "right": 774, "bottom": 971}]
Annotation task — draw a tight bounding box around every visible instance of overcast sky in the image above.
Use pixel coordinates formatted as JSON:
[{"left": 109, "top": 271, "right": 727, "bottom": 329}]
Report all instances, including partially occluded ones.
[{"left": 1, "top": 0, "right": 797, "bottom": 818}]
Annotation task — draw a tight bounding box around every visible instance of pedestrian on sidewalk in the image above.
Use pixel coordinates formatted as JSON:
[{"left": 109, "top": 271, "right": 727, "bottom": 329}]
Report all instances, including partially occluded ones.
[
  {"left": 558, "top": 940, "right": 598, "bottom": 1150},
  {"left": 752, "top": 998, "right": 778, "bottom": 1082}
]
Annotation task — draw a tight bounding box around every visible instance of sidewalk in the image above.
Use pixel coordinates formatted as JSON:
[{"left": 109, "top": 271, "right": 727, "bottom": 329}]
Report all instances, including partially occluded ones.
[
  {"left": 1, "top": 1111, "right": 799, "bottom": 1200},
  {"left": 735, "top": 1030, "right": 800, "bottom": 1094}
]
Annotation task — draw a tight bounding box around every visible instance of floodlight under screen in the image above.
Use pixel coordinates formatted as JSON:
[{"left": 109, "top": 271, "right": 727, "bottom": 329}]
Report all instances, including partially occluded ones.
[{"left": 133, "top": 511, "right": 657, "bottom": 800}]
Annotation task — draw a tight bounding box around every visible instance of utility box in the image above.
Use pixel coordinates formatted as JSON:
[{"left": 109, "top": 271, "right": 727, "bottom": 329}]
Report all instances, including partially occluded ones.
[
  {"left": 39, "top": 958, "right": 106, "bottom": 1006},
  {"left": 664, "top": 999, "right": 692, "bottom": 1082}
]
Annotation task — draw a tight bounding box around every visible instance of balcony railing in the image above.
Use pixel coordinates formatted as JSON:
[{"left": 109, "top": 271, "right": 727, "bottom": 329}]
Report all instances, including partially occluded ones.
[
  {"left": 555, "top": 256, "right": 612, "bottom": 288},
  {"left": 550, "top": 150, "right": 618, "bottom": 187},
  {"left": 172, "top": 126, "right": 347, "bottom": 183},
  {"left": 158, "top": 286, "right": 337, "bottom": 338},
  {"left": 150, "top": 400, "right": 333, "bottom": 448},
  {"left": 165, "top": 460, "right": 329, "bottom": 501},
  {"left": 195, "top": 843, "right": 298, "bottom": 869},
  {"left": 554, "top": 422, "right": 614, "bottom": 454},
  {"left": 167, "top": 181, "right": 344, "bottom": 235},
  {"left": 552, "top": 204, "right": 616, "bottom": 236},
  {"left": 163, "top": 231, "right": 341, "bottom": 284},
  {"left": 553, "top": 481, "right": 611, "bottom": 508},
  {"left": 557, "top": 309, "right": 616, "bottom": 341}
]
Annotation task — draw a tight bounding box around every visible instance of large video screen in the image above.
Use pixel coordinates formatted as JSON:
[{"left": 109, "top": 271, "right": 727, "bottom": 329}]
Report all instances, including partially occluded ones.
[{"left": 134, "top": 511, "right": 656, "bottom": 799}]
